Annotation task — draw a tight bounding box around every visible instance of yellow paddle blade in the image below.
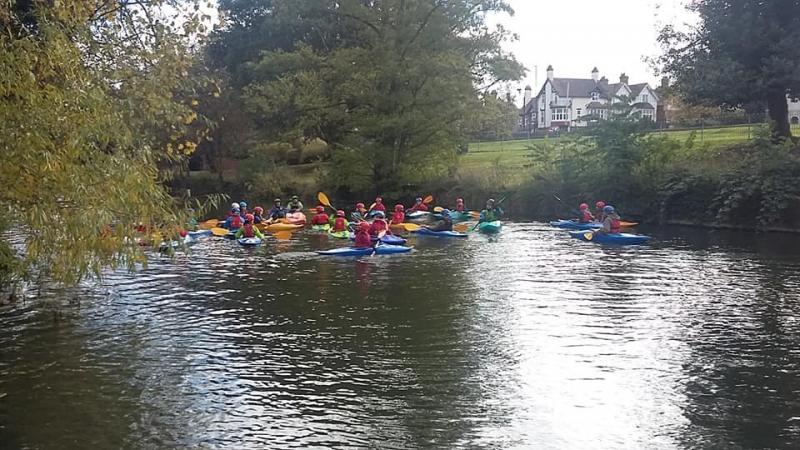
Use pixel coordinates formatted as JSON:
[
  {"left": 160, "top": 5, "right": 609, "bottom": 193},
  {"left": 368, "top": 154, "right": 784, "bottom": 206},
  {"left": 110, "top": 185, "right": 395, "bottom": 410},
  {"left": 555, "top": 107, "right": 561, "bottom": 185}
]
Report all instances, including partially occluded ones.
[
  {"left": 433, "top": 206, "right": 443, "bottom": 213},
  {"left": 211, "top": 227, "right": 229, "bottom": 237},
  {"left": 423, "top": 195, "right": 433, "bottom": 204},
  {"left": 620, "top": 221, "right": 639, "bottom": 228},
  {"left": 318, "top": 192, "right": 332, "bottom": 208},
  {"left": 584, "top": 231, "right": 594, "bottom": 241},
  {"left": 453, "top": 223, "right": 471, "bottom": 232},
  {"left": 402, "top": 223, "right": 421, "bottom": 232},
  {"left": 468, "top": 211, "right": 480, "bottom": 217},
  {"left": 198, "top": 219, "right": 219, "bottom": 230}
]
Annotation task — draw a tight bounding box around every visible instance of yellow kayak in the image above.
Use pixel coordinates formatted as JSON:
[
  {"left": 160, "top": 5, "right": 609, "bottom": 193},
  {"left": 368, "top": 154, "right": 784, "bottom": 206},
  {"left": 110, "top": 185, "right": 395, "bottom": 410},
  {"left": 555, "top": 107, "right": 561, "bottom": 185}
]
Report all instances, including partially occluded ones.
[{"left": 257, "top": 222, "right": 304, "bottom": 232}]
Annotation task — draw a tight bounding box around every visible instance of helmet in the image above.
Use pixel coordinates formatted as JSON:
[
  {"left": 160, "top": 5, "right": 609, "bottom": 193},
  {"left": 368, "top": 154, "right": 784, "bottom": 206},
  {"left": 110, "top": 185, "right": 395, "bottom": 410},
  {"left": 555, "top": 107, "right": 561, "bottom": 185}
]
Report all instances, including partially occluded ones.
[
  {"left": 359, "top": 222, "right": 370, "bottom": 231},
  {"left": 356, "top": 202, "right": 365, "bottom": 210},
  {"left": 456, "top": 198, "right": 464, "bottom": 204},
  {"left": 596, "top": 201, "right": 606, "bottom": 209},
  {"left": 231, "top": 202, "right": 240, "bottom": 210},
  {"left": 375, "top": 196, "right": 383, "bottom": 203},
  {"left": 239, "top": 201, "right": 248, "bottom": 209},
  {"left": 231, "top": 207, "right": 240, "bottom": 213},
  {"left": 244, "top": 213, "right": 255, "bottom": 222},
  {"left": 441, "top": 209, "right": 451, "bottom": 216},
  {"left": 603, "top": 205, "right": 615, "bottom": 214},
  {"left": 487, "top": 198, "right": 495, "bottom": 205},
  {"left": 579, "top": 203, "right": 589, "bottom": 210},
  {"left": 179, "top": 230, "right": 188, "bottom": 238},
  {"left": 415, "top": 197, "right": 422, "bottom": 203},
  {"left": 254, "top": 206, "right": 263, "bottom": 214},
  {"left": 291, "top": 195, "right": 299, "bottom": 200},
  {"left": 374, "top": 211, "right": 385, "bottom": 218},
  {"left": 336, "top": 210, "right": 345, "bottom": 217},
  {"left": 274, "top": 198, "right": 281, "bottom": 203},
  {"left": 316, "top": 206, "right": 324, "bottom": 213},
  {"left": 395, "top": 204, "right": 404, "bottom": 211}
]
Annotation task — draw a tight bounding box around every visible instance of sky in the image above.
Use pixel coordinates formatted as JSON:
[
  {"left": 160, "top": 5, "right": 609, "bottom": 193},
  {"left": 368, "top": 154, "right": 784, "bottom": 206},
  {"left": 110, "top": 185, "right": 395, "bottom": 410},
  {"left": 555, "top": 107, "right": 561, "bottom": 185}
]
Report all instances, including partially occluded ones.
[{"left": 491, "top": 0, "right": 697, "bottom": 102}]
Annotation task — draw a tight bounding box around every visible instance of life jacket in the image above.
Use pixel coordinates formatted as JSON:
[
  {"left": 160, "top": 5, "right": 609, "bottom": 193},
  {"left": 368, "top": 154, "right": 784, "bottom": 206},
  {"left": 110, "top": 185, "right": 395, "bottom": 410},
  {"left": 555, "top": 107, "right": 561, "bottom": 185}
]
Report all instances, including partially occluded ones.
[
  {"left": 455, "top": 205, "right": 466, "bottom": 212},
  {"left": 483, "top": 208, "right": 497, "bottom": 222},
  {"left": 333, "top": 217, "right": 347, "bottom": 232},
  {"left": 416, "top": 203, "right": 428, "bottom": 212},
  {"left": 230, "top": 214, "right": 243, "bottom": 229},
  {"left": 392, "top": 212, "right": 405, "bottom": 223},
  {"left": 372, "top": 203, "right": 386, "bottom": 212},
  {"left": 354, "top": 231, "right": 372, "bottom": 248},
  {"left": 369, "top": 219, "right": 389, "bottom": 235},
  {"left": 610, "top": 218, "right": 621, "bottom": 234},
  {"left": 312, "top": 213, "right": 329, "bottom": 225},
  {"left": 254, "top": 215, "right": 263, "bottom": 224},
  {"left": 579, "top": 211, "right": 593, "bottom": 223},
  {"left": 242, "top": 223, "right": 255, "bottom": 238}
]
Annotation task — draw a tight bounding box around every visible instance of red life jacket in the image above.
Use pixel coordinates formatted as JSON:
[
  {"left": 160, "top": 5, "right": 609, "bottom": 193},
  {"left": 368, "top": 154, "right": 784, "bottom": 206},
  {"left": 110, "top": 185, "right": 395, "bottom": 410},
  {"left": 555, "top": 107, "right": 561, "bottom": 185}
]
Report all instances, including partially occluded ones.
[
  {"left": 392, "top": 212, "right": 405, "bottom": 223},
  {"left": 354, "top": 230, "right": 372, "bottom": 248},
  {"left": 416, "top": 203, "right": 428, "bottom": 212},
  {"left": 369, "top": 219, "right": 389, "bottom": 235},
  {"left": 242, "top": 223, "right": 255, "bottom": 238},
  {"left": 333, "top": 217, "right": 347, "bottom": 231},
  {"left": 580, "top": 211, "right": 593, "bottom": 223},
  {"left": 610, "top": 218, "right": 621, "bottom": 234},
  {"left": 230, "top": 215, "right": 243, "bottom": 229},
  {"left": 372, "top": 203, "right": 386, "bottom": 212},
  {"left": 312, "top": 213, "right": 329, "bottom": 225}
]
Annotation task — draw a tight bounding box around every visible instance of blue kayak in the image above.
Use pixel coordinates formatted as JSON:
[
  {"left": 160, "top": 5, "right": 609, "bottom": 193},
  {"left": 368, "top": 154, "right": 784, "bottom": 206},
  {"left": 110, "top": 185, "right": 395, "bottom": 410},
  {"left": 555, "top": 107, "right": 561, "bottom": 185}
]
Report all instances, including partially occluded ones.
[
  {"left": 478, "top": 221, "right": 502, "bottom": 234},
  {"left": 569, "top": 231, "right": 650, "bottom": 245},
  {"left": 237, "top": 237, "right": 263, "bottom": 246},
  {"left": 415, "top": 228, "right": 468, "bottom": 238},
  {"left": 550, "top": 220, "right": 602, "bottom": 230},
  {"left": 349, "top": 233, "right": 407, "bottom": 245},
  {"left": 188, "top": 230, "right": 213, "bottom": 238},
  {"left": 317, "top": 245, "right": 413, "bottom": 257}
]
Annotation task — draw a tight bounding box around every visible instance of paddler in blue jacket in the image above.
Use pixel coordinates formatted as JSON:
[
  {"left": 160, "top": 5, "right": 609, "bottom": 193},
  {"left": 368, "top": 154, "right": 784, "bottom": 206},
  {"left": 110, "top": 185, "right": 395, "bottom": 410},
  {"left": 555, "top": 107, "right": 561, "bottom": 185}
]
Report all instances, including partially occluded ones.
[{"left": 424, "top": 209, "right": 454, "bottom": 232}]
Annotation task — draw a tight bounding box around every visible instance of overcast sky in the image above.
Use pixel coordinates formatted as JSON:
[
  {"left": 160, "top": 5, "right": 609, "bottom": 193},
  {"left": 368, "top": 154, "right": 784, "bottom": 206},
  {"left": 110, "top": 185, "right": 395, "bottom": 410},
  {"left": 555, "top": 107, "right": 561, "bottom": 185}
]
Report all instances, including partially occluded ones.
[{"left": 492, "top": 0, "right": 697, "bottom": 99}]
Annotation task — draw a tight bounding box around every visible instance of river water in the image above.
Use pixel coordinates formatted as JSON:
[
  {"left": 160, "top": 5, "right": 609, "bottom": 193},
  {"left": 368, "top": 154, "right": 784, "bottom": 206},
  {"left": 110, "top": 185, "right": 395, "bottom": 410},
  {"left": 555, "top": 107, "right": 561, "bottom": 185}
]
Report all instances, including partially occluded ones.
[{"left": 2, "top": 223, "right": 800, "bottom": 449}]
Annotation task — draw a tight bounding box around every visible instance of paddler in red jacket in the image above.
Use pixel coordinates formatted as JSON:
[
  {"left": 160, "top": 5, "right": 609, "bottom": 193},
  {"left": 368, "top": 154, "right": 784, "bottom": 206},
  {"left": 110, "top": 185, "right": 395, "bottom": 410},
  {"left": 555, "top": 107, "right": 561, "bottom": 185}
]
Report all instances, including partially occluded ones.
[
  {"left": 311, "top": 206, "right": 329, "bottom": 226},
  {"left": 368, "top": 211, "right": 391, "bottom": 236},
  {"left": 407, "top": 197, "right": 428, "bottom": 213},
  {"left": 597, "top": 205, "right": 621, "bottom": 235},
  {"left": 390, "top": 204, "right": 405, "bottom": 224},
  {"left": 234, "top": 214, "right": 265, "bottom": 239},
  {"left": 354, "top": 222, "right": 373, "bottom": 248},
  {"left": 577, "top": 203, "right": 594, "bottom": 223},
  {"left": 331, "top": 210, "right": 349, "bottom": 232}
]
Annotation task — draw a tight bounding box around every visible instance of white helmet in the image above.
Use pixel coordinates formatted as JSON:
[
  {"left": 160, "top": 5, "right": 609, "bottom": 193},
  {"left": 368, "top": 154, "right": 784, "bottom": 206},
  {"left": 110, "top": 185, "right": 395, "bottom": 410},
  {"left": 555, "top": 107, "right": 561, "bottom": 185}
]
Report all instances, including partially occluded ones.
[{"left": 231, "top": 202, "right": 240, "bottom": 210}]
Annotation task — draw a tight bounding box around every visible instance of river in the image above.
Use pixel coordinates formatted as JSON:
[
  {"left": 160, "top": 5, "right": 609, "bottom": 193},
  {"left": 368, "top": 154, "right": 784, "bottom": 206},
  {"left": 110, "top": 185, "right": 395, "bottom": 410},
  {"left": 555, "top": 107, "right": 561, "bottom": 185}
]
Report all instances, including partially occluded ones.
[{"left": 2, "top": 223, "right": 800, "bottom": 449}]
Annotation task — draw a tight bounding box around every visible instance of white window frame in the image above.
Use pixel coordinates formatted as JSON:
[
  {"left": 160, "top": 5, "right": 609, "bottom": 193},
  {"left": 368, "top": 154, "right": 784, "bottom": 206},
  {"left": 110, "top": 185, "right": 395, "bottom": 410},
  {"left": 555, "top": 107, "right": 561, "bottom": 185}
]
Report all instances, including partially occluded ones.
[
  {"left": 552, "top": 108, "right": 568, "bottom": 121},
  {"left": 642, "top": 93, "right": 649, "bottom": 103},
  {"left": 591, "top": 91, "right": 599, "bottom": 101}
]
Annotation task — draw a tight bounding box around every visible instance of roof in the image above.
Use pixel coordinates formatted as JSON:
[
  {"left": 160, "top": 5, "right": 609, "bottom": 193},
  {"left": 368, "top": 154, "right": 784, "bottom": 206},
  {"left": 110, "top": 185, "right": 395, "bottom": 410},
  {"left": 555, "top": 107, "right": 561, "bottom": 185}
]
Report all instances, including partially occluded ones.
[
  {"left": 632, "top": 102, "right": 655, "bottom": 110},
  {"left": 551, "top": 78, "right": 602, "bottom": 98},
  {"left": 628, "top": 83, "right": 648, "bottom": 97},
  {"left": 586, "top": 102, "right": 607, "bottom": 109}
]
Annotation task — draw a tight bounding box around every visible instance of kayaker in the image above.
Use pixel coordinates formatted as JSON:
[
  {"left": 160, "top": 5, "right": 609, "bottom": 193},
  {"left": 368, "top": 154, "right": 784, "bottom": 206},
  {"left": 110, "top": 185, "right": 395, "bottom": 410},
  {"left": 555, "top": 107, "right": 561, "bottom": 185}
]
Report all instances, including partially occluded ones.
[
  {"left": 331, "top": 210, "right": 349, "bottom": 232},
  {"left": 369, "top": 211, "right": 391, "bottom": 236},
  {"left": 351, "top": 202, "right": 368, "bottom": 222},
  {"left": 239, "top": 200, "right": 249, "bottom": 216},
  {"left": 354, "top": 222, "right": 373, "bottom": 248},
  {"left": 223, "top": 206, "right": 244, "bottom": 230},
  {"left": 425, "top": 209, "right": 453, "bottom": 232},
  {"left": 407, "top": 197, "right": 428, "bottom": 213},
  {"left": 287, "top": 195, "right": 304, "bottom": 212},
  {"left": 596, "top": 205, "right": 621, "bottom": 235},
  {"left": 594, "top": 201, "right": 606, "bottom": 223},
  {"left": 268, "top": 198, "right": 286, "bottom": 220},
  {"left": 455, "top": 198, "right": 466, "bottom": 213},
  {"left": 370, "top": 197, "right": 386, "bottom": 214},
  {"left": 226, "top": 202, "right": 240, "bottom": 219},
  {"left": 479, "top": 199, "right": 503, "bottom": 222},
  {"left": 390, "top": 204, "right": 405, "bottom": 224},
  {"left": 253, "top": 206, "right": 265, "bottom": 224},
  {"left": 235, "top": 214, "right": 265, "bottom": 239},
  {"left": 577, "top": 203, "right": 594, "bottom": 223},
  {"left": 311, "top": 206, "right": 329, "bottom": 226}
]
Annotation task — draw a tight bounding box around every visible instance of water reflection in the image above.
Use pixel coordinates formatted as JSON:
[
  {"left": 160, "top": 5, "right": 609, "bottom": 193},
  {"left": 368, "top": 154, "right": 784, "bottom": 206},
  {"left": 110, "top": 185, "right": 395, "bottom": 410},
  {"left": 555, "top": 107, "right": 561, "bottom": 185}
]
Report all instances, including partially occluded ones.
[{"left": 1, "top": 224, "right": 800, "bottom": 448}]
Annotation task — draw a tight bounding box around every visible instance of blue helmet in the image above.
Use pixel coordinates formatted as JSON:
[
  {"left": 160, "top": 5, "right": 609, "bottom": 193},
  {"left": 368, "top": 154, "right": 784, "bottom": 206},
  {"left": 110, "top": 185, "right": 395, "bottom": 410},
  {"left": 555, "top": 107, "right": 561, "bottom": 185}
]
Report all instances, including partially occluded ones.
[
  {"left": 441, "top": 209, "right": 451, "bottom": 217},
  {"left": 239, "top": 201, "right": 248, "bottom": 209},
  {"left": 603, "top": 205, "right": 615, "bottom": 214},
  {"left": 374, "top": 211, "right": 385, "bottom": 218}
]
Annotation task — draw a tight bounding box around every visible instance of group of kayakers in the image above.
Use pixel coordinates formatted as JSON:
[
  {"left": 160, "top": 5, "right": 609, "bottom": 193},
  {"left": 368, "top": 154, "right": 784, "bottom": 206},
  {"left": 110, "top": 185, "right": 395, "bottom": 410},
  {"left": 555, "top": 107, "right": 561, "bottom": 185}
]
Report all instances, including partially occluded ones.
[
  {"left": 217, "top": 194, "right": 504, "bottom": 249},
  {"left": 577, "top": 200, "right": 621, "bottom": 235}
]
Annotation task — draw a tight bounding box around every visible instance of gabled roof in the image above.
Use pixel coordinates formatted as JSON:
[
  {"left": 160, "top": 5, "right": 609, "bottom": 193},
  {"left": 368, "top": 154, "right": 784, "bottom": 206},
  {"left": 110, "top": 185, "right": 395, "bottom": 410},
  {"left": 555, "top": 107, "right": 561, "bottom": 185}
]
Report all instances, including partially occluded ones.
[
  {"left": 629, "top": 83, "right": 649, "bottom": 98},
  {"left": 550, "top": 78, "right": 601, "bottom": 98},
  {"left": 586, "top": 101, "right": 607, "bottom": 109}
]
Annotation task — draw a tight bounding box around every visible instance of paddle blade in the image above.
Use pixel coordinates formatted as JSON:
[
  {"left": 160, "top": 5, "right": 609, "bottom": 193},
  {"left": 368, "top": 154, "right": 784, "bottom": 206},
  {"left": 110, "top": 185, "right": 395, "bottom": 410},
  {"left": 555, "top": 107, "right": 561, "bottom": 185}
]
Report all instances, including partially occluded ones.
[
  {"left": 211, "top": 227, "right": 229, "bottom": 237},
  {"left": 423, "top": 195, "right": 433, "bottom": 204},
  {"left": 584, "top": 231, "right": 594, "bottom": 241},
  {"left": 198, "top": 219, "right": 219, "bottom": 230},
  {"left": 402, "top": 223, "right": 421, "bottom": 232},
  {"left": 433, "top": 206, "right": 443, "bottom": 213},
  {"left": 453, "top": 223, "right": 471, "bottom": 232},
  {"left": 318, "top": 192, "right": 334, "bottom": 209}
]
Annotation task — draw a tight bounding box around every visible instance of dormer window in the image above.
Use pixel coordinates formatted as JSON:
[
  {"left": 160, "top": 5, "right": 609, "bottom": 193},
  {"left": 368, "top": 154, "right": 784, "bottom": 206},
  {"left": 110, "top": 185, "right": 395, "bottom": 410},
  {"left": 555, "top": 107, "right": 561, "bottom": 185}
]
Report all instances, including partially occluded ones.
[
  {"left": 591, "top": 91, "right": 599, "bottom": 101},
  {"left": 642, "top": 93, "right": 649, "bottom": 103}
]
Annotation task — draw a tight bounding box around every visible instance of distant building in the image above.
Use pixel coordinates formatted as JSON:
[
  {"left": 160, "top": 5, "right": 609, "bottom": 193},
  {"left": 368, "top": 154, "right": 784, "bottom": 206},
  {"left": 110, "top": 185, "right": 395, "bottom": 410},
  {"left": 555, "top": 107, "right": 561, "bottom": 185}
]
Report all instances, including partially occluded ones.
[{"left": 519, "top": 66, "right": 660, "bottom": 132}]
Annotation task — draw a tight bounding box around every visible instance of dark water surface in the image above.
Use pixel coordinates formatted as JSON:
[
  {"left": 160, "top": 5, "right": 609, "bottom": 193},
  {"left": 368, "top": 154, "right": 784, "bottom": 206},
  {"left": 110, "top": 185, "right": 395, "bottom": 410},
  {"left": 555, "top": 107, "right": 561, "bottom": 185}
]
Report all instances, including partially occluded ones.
[{"left": 2, "top": 223, "right": 800, "bottom": 449}]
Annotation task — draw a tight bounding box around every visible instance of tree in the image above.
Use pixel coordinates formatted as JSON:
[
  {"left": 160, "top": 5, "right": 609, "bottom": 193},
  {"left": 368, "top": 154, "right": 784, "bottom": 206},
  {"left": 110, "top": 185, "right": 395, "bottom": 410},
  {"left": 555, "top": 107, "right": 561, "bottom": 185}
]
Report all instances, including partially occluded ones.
[
  {"left": 0, "top": 1, "right": 216, "bottom": 285},
  {"left": 210, "top": 0, "right": 524, "bottom": 192},
  {"left": 657, "top": 0, "right": 800, "bottom": 140}
]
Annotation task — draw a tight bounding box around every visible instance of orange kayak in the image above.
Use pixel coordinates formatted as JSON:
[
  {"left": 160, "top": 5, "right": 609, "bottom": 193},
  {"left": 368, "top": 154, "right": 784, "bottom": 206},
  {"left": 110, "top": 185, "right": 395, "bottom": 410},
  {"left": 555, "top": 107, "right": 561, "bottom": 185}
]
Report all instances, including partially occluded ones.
[
  {"left": 258, "top": 222, "right": 304, "bottom": 232},
  {"left": 281, "top": 212, "right": 307, "bottom": 225}
]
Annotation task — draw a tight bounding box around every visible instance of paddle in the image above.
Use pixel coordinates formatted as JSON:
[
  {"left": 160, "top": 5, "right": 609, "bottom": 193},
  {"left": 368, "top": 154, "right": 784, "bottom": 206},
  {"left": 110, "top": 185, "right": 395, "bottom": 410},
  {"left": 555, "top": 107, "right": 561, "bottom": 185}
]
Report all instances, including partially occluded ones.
[
  {"left": 199, "top": 219, "right": 219, "bottom": 230},
  {"left": 401, "top": 223, "right": 421, "bottom": 232},
  {"left": 318, "top": 192, "right": 336, "bottom": 212},
  {"left": 552, "top": 194, "right": 582, "bottom": 217},
  {"left": 371, "top": 230, "right": 387, "bottom": 257},
  {"left": 468, "top": 196, "right": 508, "bottom": 232},
  {"left": 433, "top": 206, "right": 444, "bottom": 213},
  {"left": 211, "top": 227, "right": 230, "bottom": 237},
  {"left": 584, "top": 230, "right": 594, "bottom": 241}
]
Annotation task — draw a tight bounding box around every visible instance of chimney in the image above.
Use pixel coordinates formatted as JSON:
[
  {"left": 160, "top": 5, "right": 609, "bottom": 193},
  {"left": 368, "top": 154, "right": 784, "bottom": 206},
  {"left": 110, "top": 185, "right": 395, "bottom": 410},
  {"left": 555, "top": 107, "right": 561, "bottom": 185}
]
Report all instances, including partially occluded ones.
[
  {"left": 546, "top": 65, "right": 554, "bottom": 81},
  {"left": 620, "top": 73, "right": 629, "bottom": 85},
  {"left": 523, "top": 85, "right": 532, "bottom": 107},
  {"left": 660, "top": 76, "right": 669, "bottom": 89},
  {"left": 591, "top": 67, "right": 599, "bottom": 82}
]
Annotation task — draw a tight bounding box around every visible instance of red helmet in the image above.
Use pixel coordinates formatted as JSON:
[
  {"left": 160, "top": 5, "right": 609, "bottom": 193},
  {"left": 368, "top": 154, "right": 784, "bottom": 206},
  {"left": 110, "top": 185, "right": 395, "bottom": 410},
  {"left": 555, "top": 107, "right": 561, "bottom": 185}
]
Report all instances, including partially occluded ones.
[
  {"left": 359, "top": 222, "right": 370, "bottom": 231},
  {"left": 179, "top": 230, "right": 188, "bottom": 237},
  {"left": 244, "top": 213, "right": 255, "bottom": 222},
  {"left": 375, "top": 197, "right": 383, "bottom": 203},
  {"left": 596, "top": 201, "right": 606, "bottom": 209},
  {"left": 395, "top": 204, "right": 404, "bottom": 211},
  {"left": 316, "top": 206, "right": 324, "bottom": 213},
  {"left": 456, "top": 198, "right": 464, "bottom": 204},
  {"left": 356, "top": 202, "right": 365, "bottom": 209},
  {"left": 254, "top": 206, "right": 263, "bottom": 214},
  {"left": 579, "top": 203, "right": 589, "bottom": 210},
  {"left": 336, "top": 210, "right": 345, "bottom": 217}
]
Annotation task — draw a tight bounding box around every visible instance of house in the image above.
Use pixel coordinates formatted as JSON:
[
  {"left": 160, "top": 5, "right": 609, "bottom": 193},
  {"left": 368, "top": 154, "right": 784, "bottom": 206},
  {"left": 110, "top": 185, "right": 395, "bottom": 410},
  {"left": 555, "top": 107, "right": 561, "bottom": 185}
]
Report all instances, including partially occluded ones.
[{"left": 520, "top": 66, "right": 659, "bottom": 132}]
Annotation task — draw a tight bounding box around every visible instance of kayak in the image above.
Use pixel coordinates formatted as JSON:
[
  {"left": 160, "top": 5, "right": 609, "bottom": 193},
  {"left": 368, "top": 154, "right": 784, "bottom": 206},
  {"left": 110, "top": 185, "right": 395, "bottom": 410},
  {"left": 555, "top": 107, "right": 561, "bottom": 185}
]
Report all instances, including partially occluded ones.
[
  {"left": 317, "top": 245, "right": 413, "bottom": 257},
  {"left": 311, "top": 224, "right": 331, "bottom": 232},
  {"left": 260, "top": 223, "right": 304, "bottom": 232},
  {"left": 237, "top": 237, "right": 263, "bottom": 246},
  {"left": 477, "top": 221, "right": 502, "bottom": 234},
  {"left": 349, "top": 233, "right": 408, "bottom": 245},
  {"left": 188, "top": 230, "right": 212, "bottom": 238},
  {"left": 390, "top": 223, "right": 412, "bottom": 232},
  {"left": 328, "top": 230, "right": 350, "bottom": 239},
  {"left": 415, "top": 228, "right": 468, "bottom": 238},
  {"left": 283, "top": 212, "right": 307, "bottom": 225},
  {"left": 550, "top": 220, "right": 602, "bottom": 230},
  {"left": 447, "top": 211, "right": 473, "bottom": 222},
  {"left": 569, "top": 230, "right": 651, "bottom": 245},
  {"left": 405, "top": 211, "right": 433, "bottom": 223}
]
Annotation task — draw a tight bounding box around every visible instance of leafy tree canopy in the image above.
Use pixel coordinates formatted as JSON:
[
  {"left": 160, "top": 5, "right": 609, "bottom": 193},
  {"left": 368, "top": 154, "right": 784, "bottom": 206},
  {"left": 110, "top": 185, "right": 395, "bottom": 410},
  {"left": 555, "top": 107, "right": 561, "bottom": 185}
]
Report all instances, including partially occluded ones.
[{"left": 658, "top": 0, "right": 800, "bottom": 139}]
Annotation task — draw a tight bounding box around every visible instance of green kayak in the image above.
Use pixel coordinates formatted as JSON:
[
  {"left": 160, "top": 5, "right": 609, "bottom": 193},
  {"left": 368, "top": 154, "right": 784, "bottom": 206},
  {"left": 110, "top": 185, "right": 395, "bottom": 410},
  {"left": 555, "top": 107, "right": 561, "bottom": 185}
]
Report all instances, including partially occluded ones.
[
  {"left": 311, "top": 224, "right": 331, "bottom": 232},
  {"left": 478, "top": 221, "right": 502, "bottom": 234},
  {"left": 328, "top": 230, "right": 349, "bottom": 239}
]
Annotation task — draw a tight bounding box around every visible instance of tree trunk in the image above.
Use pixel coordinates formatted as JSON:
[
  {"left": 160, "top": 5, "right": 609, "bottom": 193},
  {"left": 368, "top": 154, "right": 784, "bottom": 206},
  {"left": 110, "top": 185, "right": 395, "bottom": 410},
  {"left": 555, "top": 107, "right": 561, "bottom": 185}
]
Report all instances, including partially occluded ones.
[{"left": 766, "top": 90, "right": 791, "bottom": 141}]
